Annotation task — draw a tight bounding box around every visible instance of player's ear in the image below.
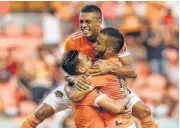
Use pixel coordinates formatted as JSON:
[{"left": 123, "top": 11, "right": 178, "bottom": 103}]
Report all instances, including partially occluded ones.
[
  {"left": 97, "top": 19, "right": 102, "bottom": 27},
  {"left": 78, "top": 67, "right": 86, "bottom": 73},
  {"left": 108, "top": 47, "right": 114, "bottom": 53}
]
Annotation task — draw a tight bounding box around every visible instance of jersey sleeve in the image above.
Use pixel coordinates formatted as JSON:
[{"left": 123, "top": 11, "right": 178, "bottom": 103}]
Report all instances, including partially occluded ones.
[
  {"left": 117, "top": 42, "right": 130, "bottom": 57},
  {"left": 64, "top": 35, "right": 76, "bottom": 52}
]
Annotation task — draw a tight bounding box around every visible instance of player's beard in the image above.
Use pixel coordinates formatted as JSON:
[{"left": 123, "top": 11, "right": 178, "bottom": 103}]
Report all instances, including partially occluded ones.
[
  {"left": 87, "top": 35, "right": 97, "bottom": 43},
  {"left": 94, "top": 48, "right": 107, "bottom": 59}
]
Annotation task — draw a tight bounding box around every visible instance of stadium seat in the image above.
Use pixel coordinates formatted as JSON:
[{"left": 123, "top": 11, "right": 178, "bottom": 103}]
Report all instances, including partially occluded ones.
[
  {"left": 25, "top": 24, "right": 42, "bottom": 37},
  {"left": 2, "top": 23, "right": 23, "bottom": 37},
  {"left": 19, "top": 101, "right": 37, "bottom": 116}
]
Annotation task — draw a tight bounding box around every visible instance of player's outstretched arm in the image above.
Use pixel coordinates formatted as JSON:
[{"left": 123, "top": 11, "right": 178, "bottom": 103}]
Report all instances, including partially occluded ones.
[{"left": 112, "top": 54, "right": 137, "bottom": 78}]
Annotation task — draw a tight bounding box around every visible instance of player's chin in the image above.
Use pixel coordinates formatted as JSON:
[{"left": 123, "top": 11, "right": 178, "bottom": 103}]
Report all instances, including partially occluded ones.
[
  {"left": 83, "top": 30, "right": 93, "bottom": 36},
  {"left": 82, "top": 34, "right": 88, "bottom": 37},
  {"left": 82, "top": 33, "right": 91, "bottom": 38}
]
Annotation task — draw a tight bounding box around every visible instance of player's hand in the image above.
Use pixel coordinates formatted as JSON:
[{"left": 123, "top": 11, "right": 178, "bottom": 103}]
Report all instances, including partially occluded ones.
[
  {"left": 120, "top": 104, "right": 132, "bottom": 118},
  {"left": 75, "top": 75, "right": 92, "bottom": 91},
  {"left": 89, "top": 60, "right": 114, "bottom": 76}
]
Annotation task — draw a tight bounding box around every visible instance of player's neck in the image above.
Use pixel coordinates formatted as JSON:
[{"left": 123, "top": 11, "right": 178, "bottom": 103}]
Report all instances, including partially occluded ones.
[{"left": 87, "top": 30, "right": 100, "bottom": 43}]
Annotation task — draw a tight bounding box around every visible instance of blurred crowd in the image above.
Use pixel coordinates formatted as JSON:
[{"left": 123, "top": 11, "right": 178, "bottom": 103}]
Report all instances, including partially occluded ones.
[{"left": 0, "top": 1, "right": 179, "bottom": 127}]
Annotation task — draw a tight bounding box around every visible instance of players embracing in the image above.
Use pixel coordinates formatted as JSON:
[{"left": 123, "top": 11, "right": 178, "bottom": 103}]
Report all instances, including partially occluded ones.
[{"left": 21, "top": 5, "right": 157, "bottom": 128}]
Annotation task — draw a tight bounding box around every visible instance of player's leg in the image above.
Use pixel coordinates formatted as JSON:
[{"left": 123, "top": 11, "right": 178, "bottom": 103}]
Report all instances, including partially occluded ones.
[
  {"left": 132, "top": 101, "right": 157, "bottom": 128},
  {"left": 20, "top": 103, "right": 54, "bottom": 128},
  {"left": 21, "top": 85, "right": 70, "bottom": 128},
  {"left": 128, "top": 90, "right": 157, "bottom": 128},
  {"left": 35, "top": 103, "right": 55, "bottom": 121}
]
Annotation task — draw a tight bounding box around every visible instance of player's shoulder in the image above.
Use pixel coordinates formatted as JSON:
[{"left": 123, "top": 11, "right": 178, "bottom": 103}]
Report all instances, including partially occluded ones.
[
  {"left": 53, "top": 84, "right": 69, "bottom": 99},
  {"left": 57, "top": 84, "right": 66, "bottom": 90}
]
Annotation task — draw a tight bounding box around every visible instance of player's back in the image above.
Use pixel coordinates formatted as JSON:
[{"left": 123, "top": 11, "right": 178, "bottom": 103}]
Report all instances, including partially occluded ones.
[{"left": 64, "top": 30, "right": 95, "bottom": 59}]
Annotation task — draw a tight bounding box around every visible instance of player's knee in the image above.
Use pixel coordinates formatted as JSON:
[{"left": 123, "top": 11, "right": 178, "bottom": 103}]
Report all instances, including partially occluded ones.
[
  {"left": 35, "top": 104, "right": 54, "bottom": 121},
  {"left": 138, "top": 106, "right": 151, "bottom": 119},
  {"left": 35, "top": 109, "right": 46, "bottom": 121}
]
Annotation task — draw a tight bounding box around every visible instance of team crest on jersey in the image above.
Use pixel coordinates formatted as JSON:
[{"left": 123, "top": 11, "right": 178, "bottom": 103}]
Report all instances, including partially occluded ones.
[
  {"left": 54, "top": 90, "right": 63, "bottom": 98},
  {"left": 115, "top": 120, "right": 122, "bottom": 126},
  {"left": 95, "top": 88, "right": 100, "bottom": 94}
]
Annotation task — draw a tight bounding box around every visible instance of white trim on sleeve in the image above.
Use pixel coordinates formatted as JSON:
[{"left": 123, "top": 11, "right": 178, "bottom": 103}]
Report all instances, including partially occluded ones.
[
  {"left": 128, "top": 123, "right": 136, "bottom": 128},
  {"left": 117, "top": 52, "right": 130, "bottom": 58},
  {"left": 94, "top": 94, "right": 107, "bottom": 107}
]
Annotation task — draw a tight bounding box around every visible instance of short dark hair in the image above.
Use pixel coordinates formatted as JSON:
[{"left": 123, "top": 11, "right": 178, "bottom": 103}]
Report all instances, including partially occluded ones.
[
  {"left": 81, "top": 5, "right": 102, "bottom": 19},
  {"left": 61, "top": 50, "right": 79, "bottom": 75},
  {"left": 100, "top": 28, "right": 124, "bottom": 53}
]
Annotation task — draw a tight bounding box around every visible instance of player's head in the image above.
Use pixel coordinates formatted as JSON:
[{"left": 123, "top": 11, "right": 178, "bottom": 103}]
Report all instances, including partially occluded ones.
[
  {"left": 61, "top": 50, "right": 93, "bottom": 75},
  {"left": 80, "top": 5, "right": 102, "bottom": 41},
  {"left": 94, "top": 27, "right": 124, "bottom": 59}
]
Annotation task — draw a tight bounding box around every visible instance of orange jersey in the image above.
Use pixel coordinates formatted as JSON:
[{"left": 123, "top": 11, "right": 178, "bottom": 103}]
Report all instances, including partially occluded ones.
[
  {"left": 89, "top": 58, "right": 133, "bottom": 127},
  {"left": 89, "top": 58, "right": 128, "bottom": 98},
  {"left": 64, "top": 30, "right": 95, "bottom": 59},
  {"left": 64, "top": 30, "right": 128, "bottom": 60},
  {"left": 72, "top": 90, "right": 105, "bottom": 128},
  {"left": 74, "top": 58, "right": 132, "bottom": 127},
  {"left": 72, "top": 58, "right": 133, "bottom": 128}
]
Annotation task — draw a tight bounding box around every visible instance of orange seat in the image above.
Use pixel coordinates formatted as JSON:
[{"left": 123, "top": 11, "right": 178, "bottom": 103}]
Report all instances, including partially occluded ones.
[
  {"left": 25, "top": 24, "right": 43, "bottom": 37},
  {"left": 19, "top": 100, "right": 37, "bottom": 116},
  {"left": 0, "top": 36, "right": 42, "bottom": 61},
  {"left": 3, "top": 23, "right": 23, "bottom": 37},
  {"left": 146, "top": 74, "right": 167, "bottom": 90},
  {"left": 0, "top": 2, "right": 10, "bottom": 15}
]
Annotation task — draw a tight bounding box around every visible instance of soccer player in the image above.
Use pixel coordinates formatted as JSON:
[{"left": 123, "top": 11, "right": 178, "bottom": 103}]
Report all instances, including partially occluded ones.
[{"left": 21, "top": 5, "right": 156, "bottom": 128}]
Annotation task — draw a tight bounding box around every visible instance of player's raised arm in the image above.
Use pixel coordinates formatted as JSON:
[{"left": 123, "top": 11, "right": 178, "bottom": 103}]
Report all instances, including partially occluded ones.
[
  {"left": 113, "top": 41, "right": 137, "bottom": 78},
  {"left": 112, "top": 52, "right": 137, "bottom": 78}
]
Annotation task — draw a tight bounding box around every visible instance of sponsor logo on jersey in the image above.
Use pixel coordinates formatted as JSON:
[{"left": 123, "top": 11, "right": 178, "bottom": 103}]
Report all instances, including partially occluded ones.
[{"left": 54, "top": 90, "right": 63, "bottom": 98}]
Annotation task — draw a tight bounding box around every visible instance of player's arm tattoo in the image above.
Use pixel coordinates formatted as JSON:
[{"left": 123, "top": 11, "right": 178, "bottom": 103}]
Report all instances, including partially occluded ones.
[{"left": 64, "top": 84, "right": 91, "bottom": 102}]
